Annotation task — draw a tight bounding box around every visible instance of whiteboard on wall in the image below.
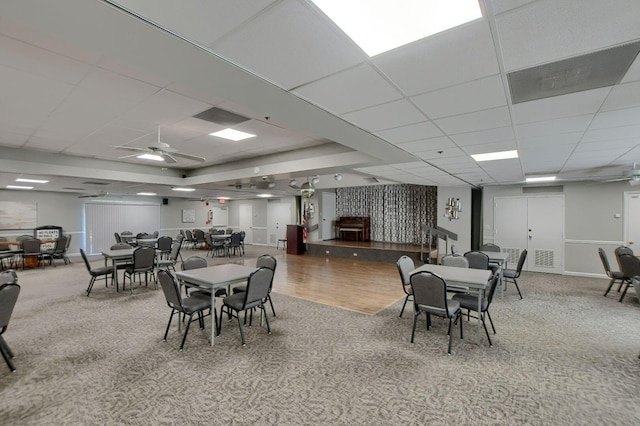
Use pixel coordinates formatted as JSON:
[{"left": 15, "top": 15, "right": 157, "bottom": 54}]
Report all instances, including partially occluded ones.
[{"left": 0, "top": 201, "right": 37, "bottom": 229}]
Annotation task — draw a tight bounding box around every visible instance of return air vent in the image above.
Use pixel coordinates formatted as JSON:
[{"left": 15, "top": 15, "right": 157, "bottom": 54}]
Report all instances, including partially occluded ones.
[
  {"left": 503, "top": 247, "right": 521, "bottom": 265},
  {"left": 508, "top": 40, "right": 640, "bottom": 104},
  {"left": 193, "top": 107, "right": 250, "bottom": 126},
  {"left": 365, "top": 177, "right": 380, "bottom": 183},
  {"left": 534, "top": 249, "right": 555, "bottom": 268},
  {"left": 82, "top": 181, "right": 110, "bottom": 185},
  {"left": 63, "top": 187, "right": 86, "bottom": 191}
]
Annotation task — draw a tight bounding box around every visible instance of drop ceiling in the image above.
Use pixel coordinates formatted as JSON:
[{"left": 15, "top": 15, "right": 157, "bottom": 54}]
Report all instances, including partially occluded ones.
[{"left": 1, "top": 0, "right": 640, "bottom": 200}]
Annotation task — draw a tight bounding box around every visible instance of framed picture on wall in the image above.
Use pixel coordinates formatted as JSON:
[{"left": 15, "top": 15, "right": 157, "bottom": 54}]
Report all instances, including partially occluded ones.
[{"left": 182, "top": 209, "right": 195, "bottom": 223}]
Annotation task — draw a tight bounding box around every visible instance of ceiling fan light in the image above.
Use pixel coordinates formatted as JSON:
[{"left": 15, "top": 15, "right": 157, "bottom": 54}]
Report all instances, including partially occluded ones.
[
  {"left": 334, "top": 173, "right": 343, "bottom": 181},
  {"left": 289, "top": 179, "right": 297, "bottom": 187},
  {"left": 312, "top": 176, "right": 320, "bottom": 185},
  {"left": 137, "top": 153, "right": 164, "bottom": 161}
]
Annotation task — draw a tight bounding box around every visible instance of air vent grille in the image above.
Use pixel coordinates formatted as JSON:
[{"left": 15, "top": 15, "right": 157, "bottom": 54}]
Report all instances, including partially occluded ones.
[
  {"left": 193, "top": 107, "right": 250, "bottom": 125},
  {"left": 508, "top": 41, "right": 640, "bottom": 104},
  {"left": 82, "top": 181, "right": 110, "bottom": 185},
  {"left": 534, "top": 249, "right": 555, "bottom": 268},
  {"left": 504, "top": 247, "right": 521, "bottom": 265}
]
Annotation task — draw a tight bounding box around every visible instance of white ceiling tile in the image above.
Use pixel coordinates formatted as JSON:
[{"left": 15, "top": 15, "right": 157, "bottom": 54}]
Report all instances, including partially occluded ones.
[
  {"left": 376, "top": 121, "right": 443, "bottom": 143},
  {"left": 621, "top": 54, "right": 640, "bottom": 83},
  {"left": 126, "top": 89, "right": 212, "bottom": 124},
  {"left": 496, "top": 0, "right": 640, "bottom": 71},
  {"left": 582, "top": 124, "right": 640, "bottom": 142},
  {"left": 462, "top": 141, "right": 518, "bottom": 155},
  {"left": 435, "top": 107, "right": 512, "bottom": 135},
  {"left": 341, "top": 99, "right": 426, "bottom": 132},
  {"left": 373, "top": 20, "right": 499, "bottom": 95},
  {"left": 449, "top": 126, "right": 515, "bottom": 146},
  {"left": 492, "top": 0, "right": 538, "bottom": 15},
  {"left": 515, "top": 115, "right": 592, "bottom": 138},
  {"left": 601, "top": 81, "right": 640, "bottom": 111},
  {"left": 518, "top": 132, "right": 583, "bottom": 150},
  {"left": 512, "top": 87, "right": 610, "bottom": 124},
  {"left": 293, "top": 64, "right": 402, "bottom": 115},
  {"left": 412, "top": 75, "right": 507, "bottom": 119},
  {"left": 590, "top": 106, "right": 640, "bottom": 129},
  {"left": 396, "top": 137, "right": 455, "bottom": 153},
  {"left": 212, "top": 0, "right": 363, "bottom": 90}
]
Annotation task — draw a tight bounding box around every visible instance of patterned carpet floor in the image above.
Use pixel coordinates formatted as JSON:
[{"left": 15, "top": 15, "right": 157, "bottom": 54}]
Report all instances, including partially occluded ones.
[{"left": 1, "top": 252, "right": 639, "bottom": 425}]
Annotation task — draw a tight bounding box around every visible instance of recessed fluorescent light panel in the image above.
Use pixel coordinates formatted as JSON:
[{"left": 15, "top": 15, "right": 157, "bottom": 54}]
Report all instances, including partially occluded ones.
[
  {"left": 172, "top": 187, "right": 196, "bottom": 192},
  {"left": 137, "top": 192, "right": 157, "bottom": 196},
  {"left": 311, "top": 0, "right": 483, "bottom": 57},
  {"left": 137, "top": 153, "right": 164, "bottom": 161},
  {"left": 16, "top": 178, "right": 48, "bottom": 184},
  {"left": 217, "top": 197, "right": 231, "bottom": 200},
  {"left": 526, "top": 176, "right": 556, "bottom": 183},
  {"left": 209, "top": 128, "right": 256, "bottom": 141},
  {"left": 6, "top": 185, "right": 34, "bottom": 190},
  {"left": 471, "top": 150, "right": 519, "bottom": 162},
  {"left": 256, "top": 194, "right": 273, "bottom": 198}
]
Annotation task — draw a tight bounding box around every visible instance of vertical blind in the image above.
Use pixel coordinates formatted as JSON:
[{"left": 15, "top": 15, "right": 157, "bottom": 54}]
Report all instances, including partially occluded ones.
[{"left": 84, "top": 203, "right": 161, "bottom": 254}]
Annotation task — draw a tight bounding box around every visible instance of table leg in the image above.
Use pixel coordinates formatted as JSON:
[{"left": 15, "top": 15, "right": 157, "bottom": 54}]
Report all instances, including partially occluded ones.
[
  {"left": 477, "top": 289, "right": 482, "bottom": 345},
  {"left": 112, "top": 259, "right": 119, "bottom": 293},
  {"left": 210, "top": 291, "right": 216, "bottom": 346}
]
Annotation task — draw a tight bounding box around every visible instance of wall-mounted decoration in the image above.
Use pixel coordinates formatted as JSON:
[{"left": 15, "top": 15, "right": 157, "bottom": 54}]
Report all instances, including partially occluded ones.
[
  {"left": 0, "top": 201, "right": 37, "bottom": 230},
  {"left": 182, "top": 209, "right": 195, "bottom": 223},
  {"left": 444, "top": 197, "right": 461, "bottom": 221}
]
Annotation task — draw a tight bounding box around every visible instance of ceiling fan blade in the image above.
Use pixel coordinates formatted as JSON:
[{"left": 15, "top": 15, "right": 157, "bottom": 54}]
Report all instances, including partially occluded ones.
[
  {"left": 118, "top": 153, "right": 143, "bottom": 159},
  {"left": 114, "top": 145, "right": 148, "bottom": 153},
  {"left": 160, "top": 153, "right": 178, "bottom": 164},
  {"left": 171, "top": 152, "right": 206, "bottom": 162}
]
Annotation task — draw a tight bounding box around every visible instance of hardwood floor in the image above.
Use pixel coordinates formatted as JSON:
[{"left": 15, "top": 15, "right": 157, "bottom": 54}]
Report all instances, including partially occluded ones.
[{"left": 270, "top": 254, "right": 405, "bottom": 315}]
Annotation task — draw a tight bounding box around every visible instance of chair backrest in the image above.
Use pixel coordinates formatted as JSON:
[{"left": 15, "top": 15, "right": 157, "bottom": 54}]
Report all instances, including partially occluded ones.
[
  {"left": 185, "top": 230, "right": 194, "bottom": 240},
  {"left": 176, "top": 234, "right": 184, "bottom": 244},
  {"left": 114, "top": 232, "right": 122, "bottom": 243},
  {"left": 256, "top": 254, "right": 277, "bottom": 271},
  {"left": 133, "top": 246, "right": 155, "bottom": 269},
  {"left": 514, "top": 249, "right": 528, "bottom": 276},
  {"left": 598, "top": 248, "right": 614, "bottom": 276},
  {"left": 168, "top": 240, "right": 182, "bottom": 261},
  {"left": 226, "top": 228, "right": 233, "bottom": 234},
  {"left": 230, "top": 232, "right": 242, "bottom": 245},
  {"left": 0, "top": 270, "right": 18, "bottom": 285},
  {"left": 396, "top": 255, "right": 415, "bottom": 286},
  {"left": 481, "top": 243, "right": 501, "bottom": 252},
  {"left": 239, "top": 231, "right": 246, "bottom": 241},
  {"left": 243, "top": 267, "right": 274, "bottom": 308},
  {"left": 157, "top": 236, "right": 173, "bottom": 252},
  {"left": 65, "top": 234, "right": 72, "bottom": 250},
  {"left": 451, "top": 245, "right": 459, "bottom": 255},
  {"left": 16, "top": 235, "right": 31, "bottom": 243},
  {"left": 485, "top": 273, "right": 501, "bottom": 307},
  {"left": 152, "top": 231, "right": 159, "bottom": 238},
  {"left": 54, "top": 236, "right": 68, "bottom": 254},
  {"left": 204, "top": 233, "right": 213, "bottom": 246},
  {"left": 0, "top": 282, "right": 21, "bottom": 330},
  {"left": 21, "top": 238, "right": 41, "bottom": 254},
  {"left": 111, "top": 243, "right": 132, "bottom": 250},
  {"left": 0, "top": 237, "right": 9, "bottom": 252},
  {"left": 80, "top": 248, "right": 93, "bottom": 273},
  {"left": 615, "top": 246, "right": 634, "bottom": 270},
  {"left": 442, "top": 255, "right": 469, "bottom": 268},
  {"left": 181, "top": 256, "right": 208, "bottom": 271},
  {"left": 157, "top": 270, "right": 183, "bottom": 310},
  {"left": 121, "top": 231, "right": 133, "bottom": 236},
  {"left": 464, "top": 251, "right": 489, "bottom": 270},
  {"left": 617, "top": 253, "right": 640, "bottom": 279},
  {"left": 410, "top": 271, "right": 449, "bottom": 318},
  {"left": 194, "top": 229, "right": 206, "bottom": 242}
]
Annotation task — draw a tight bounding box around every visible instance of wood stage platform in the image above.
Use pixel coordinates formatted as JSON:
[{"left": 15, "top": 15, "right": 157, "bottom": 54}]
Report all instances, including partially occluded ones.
[{"left": 305, "top": 239, "right": 429, "bottom": 264}]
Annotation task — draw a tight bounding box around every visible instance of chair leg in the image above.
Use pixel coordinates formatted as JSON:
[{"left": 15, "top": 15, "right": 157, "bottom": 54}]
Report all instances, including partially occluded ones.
[
  {"left": 447, "top": 318, "right": 453, "bottom": 354},
  {"left": 512, "top": 278, "right": 523, "bottom": 299},
  {"left": 399, "top": 294, "right": 410, "bottom": 318},
  {"left": 604, "top": 277, "right": 617, "bottom": 296},
  {"left": 237, "top": 313, "right": 246, "bottom": 345},
  {"left": 267, "top": 294, "right": 276, "bottom": 317},
  {"left": 0, "top": 338, "right": 16, "bottom": 372},
  {"left": 481, "top": 315, "right": 492, "bottom": 346},
  {"left": 619, "top": 282, "right": 631, "bottom": 302},
  {"left": 86, "top": 276, "right": 96, "bottom": 296},
  {"left": 410, "top": 312, "right": 418, "bottom": 343},
  {"left": 180, "top": 313, "right": 194, "bottom": 351},
  {"left": 261, "top": 305, "right": 271, "bottom": 335},
  {"left": 486, "top": 310, "right": 496, "bottom": 334},
  {"left": 164, "top": 310, "right": 176, "bottom": 342},
  {"left": 459, "top": 312, "right": 463, "bottom": 341}
]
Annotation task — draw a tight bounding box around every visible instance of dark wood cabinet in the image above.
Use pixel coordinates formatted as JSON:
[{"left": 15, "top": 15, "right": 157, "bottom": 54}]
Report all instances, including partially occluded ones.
[{"left": 286, "top": 224, "right": 304, "bottom": 255}]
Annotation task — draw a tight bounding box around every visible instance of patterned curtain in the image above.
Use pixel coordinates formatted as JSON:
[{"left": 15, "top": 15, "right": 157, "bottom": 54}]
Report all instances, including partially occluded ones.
[{"left": 336, "top": 184, "right": 437, "bottom": 243}]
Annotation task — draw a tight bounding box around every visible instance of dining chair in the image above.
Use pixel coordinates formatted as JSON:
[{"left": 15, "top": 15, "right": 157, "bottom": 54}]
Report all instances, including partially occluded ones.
[
  {"left": 409, "top": 271, "right": 463, "bottom": 354},
  {"left": 123, "top": 246, "right": 156, "bottom": 293},
  {"left": 42, "top": 236, "right": 68, "bottom": 267},
  {"left": 21, "top": 238, "right": 43, "bottom": 270},
  {"left": 0, "top": 281, "right": 21, "bottom": 372},
  {"left": 452, "top": 274, "right": 500, "bottom": 346},
  {"left": 232, "top": 254, "right": 278, "bottom": 317},
  {"left": 80, "top": 249, "right": 114, "bottom": 296},
  {"left": 480, "top": 243, "right": 501, "bottom": 252},
  {"left": 114, "top": 232, "right": 122, "bottom": 243},
  {"left": 0, "top": 270, "right": 18, "bottom": 286},
  {"left": 157, "top": 270, "right": 213, "bottom": 351},
  {"left": 157, "top": 240, "right": 182, "bottom": 273},
  {"left": 62, "top": 234, "right": 72, "bottom": 265},
  {"left": 599, "top": 248, "right": 625, "bottom": 297},
  {"left": 396, "top": 255, "right": 415, "bottom": 319},
  {"left": 503, "top": 249, "right": 527, "bottom": 299},
  {"left": 464, "top": 250, "right": 499, "bottom": 278},
  {"left": 616, "top": 253, "right": 640, "bottom": 303},
  {"left": 614, "top": 246, "right": 634, "bottom": 272},
  {"left": 227, "top": 232, "right": 243, "bottom": 256},
  {"left": 156, "top": 236, "right": 173, "bottom": 259},
  {"left": 218, "top": 267, "right": 273, "bottom": 346},
  {"left": 0, "top": 238, "right": 15, "bottom": 270},
  {"left": 181, "top": 256, "right": 226, "bottom": 299},
  {"left": 441, "top": 255, "right": 469, "bottom": 268},
  {"left": 192, "top": 229, "right": 206, "bottom": 249}
]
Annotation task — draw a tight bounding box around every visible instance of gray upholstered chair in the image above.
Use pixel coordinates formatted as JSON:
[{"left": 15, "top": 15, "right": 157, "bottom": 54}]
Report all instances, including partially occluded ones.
[
  {"left": 616, "top": 253, "right": 640, "bottom": 303},
  {"left": 0, "top": 281, "right": 21, "bottom": 372},
  {"left": 80, "top": 249, "right": 113, "bottom": 296},
  {"left": 227, "top": 232, "right": 243, "bottom": 256},
  {"left": 21, "top": 238, "right": 43, "bottom": 270},
  {"left": 157, "top": 270, "right": 212, "bottom": 351},
  {"left": 409, "top": 271, "right": 463, "bottom": 354},
  {"left": 0, "top": 238, "right": 16, "bottom": 270},
  {"left": 114, "top": 232, "right": 122, "bottom": 243},
  {"left": 157, "top": 236, "right": 173, "bottom": 259},
  {"left": 193, "top": 229, "right": 206, "bottom": 249},
  {"left": 464, "top": 251, "right": 490, "bottom": 270},
  {"left": 42, "top": 236, "right": 68, "bottom": 267},
  {"left": 442, "top": 255, "right": 469, "bottom": 268},
  {"left": 481, "top": 243, "right": 501, "bottom": 252},
  {"left": 0, "top": 270, "right": 18, "bottom": 286},
  {"left": 157, "top": 241, "right": 181, "bottom": 273},
  {"left": 218, "top": 267, "right": 273, "bottom": 345},
  {"left": 232, "top": 255, "right": 278, "bottom": 317},
  {"left": 396, "top": 255, "right": 415, "bottom": 318},
  {"left": 123, "top": 246, "right": 156, "bottom": 293},
  {"left": 180, "top": 256, "right": 225, "bottom": 299},
  {"left": 452, "top": 274, "right": 500, "bottom": 346},
  {"left": 599, "top": 248, "right": 625, "bottom": 297},
  {"left": 503, "top": 249, "right": 527, "bottom": 299},
  {"left": 614, "top": 246, "right": 634, "bottom": 272}
]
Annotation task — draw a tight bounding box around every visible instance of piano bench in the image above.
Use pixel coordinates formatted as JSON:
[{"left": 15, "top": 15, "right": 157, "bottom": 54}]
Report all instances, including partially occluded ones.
[{"left": 339, "top": 227, "right": 363, "bottom": 241}]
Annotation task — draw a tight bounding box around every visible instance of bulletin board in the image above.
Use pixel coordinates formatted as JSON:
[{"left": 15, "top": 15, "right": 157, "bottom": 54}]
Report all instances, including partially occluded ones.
[
  {"left": 0, "top": 201, "right": 37, "bottom": 230},
  {"left": 182, "top": 209, "right": 196, "bottom": 223}
]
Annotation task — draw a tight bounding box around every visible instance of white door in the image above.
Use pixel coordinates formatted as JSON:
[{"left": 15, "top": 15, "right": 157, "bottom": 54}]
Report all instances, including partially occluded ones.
[
  {"left": 494, "top": 195, "right": 564, "bottom": 273},
  {"left": 267, "top": 202, "right": 292, "bottom": 246},
  {"left": 239, "top": 204, "right": 253, "bottom": 244},
  {"left": 321, "top": 192, "right": 336, "bottom": 240},
  {"left": 624, "top": 192, "right": 640, "bottom": 250}
]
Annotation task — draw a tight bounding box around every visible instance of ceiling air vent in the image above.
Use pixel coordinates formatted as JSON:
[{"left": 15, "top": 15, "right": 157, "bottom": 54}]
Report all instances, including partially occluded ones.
[
  {"left": 82, "top": 181, "right": 110, "bottom": 185},
  {"left": 193, "top": 107, "right": 250, "bottom": 126},
  {"left": 365, "top": 177, "right": 380, "bottom": 183},
  {"left": 508, "top": 40, "right": 640, "bottom": 104}
]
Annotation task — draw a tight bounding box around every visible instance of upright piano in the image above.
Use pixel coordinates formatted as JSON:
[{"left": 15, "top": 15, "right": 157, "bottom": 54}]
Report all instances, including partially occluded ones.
[{"left": 335, "top": 216, "right": 370, "bottom": 242}]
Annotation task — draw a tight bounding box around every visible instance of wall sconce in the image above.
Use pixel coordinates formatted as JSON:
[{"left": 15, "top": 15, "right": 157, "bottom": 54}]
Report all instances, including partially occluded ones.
[{"left": 444, "top": 197, "right": 461, "bottom": 220}]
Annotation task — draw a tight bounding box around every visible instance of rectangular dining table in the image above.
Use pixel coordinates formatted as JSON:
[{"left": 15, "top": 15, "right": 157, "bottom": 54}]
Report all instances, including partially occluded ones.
[
  {"left": 101, "top": 248, "right": 135, "bottom": 292},
  {"left": 412, "top": 264, "right": 492, "bottom": 345},
  {"left": 175, "top": 264, "right": 258, "bottom": 346}
]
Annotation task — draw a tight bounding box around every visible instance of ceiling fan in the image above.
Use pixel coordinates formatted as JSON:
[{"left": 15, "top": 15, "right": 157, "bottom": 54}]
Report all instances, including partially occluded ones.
[
  {"left": 606, "top": 163, "right": 640, "bottom": 185},
  {"left": 115, "top": 126, "right": 206, "bottom": 164}
]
